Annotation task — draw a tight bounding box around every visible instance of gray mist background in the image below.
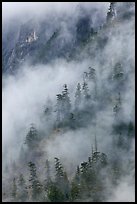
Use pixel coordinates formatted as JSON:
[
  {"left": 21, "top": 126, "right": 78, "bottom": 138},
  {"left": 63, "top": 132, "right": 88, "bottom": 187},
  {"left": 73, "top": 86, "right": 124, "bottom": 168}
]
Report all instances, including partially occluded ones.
[{"left": 2, "top": 2, "right": 135, "bottom": 202}]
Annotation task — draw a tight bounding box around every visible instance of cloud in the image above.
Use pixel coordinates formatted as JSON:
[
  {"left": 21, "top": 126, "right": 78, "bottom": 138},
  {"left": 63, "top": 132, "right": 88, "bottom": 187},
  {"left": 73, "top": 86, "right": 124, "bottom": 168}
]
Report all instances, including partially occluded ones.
[
  {"left": 2, "top": 2, "right": 109, "bottom": 25},
  {"left": 2, "top": 2, "right": 135, "bottom": 202}
]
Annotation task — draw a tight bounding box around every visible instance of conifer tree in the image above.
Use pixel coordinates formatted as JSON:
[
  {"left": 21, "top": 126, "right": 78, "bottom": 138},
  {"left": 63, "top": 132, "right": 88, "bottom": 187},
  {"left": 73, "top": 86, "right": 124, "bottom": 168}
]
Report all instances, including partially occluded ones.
[
  {"left": 44, "top": 98, "right": 53, "bottom": 121},
  {"left": 62, "top": 84, "right": 71, "bottom": 118},
  {"left": 44, "top": 159, "right": 51, "bottom": 192},
  {"left": 88, "top": 67, "right": 96, "bottom": 81},
  {"left": 28, "top": 162, "right": 43, "bottom": 201},
  {"left": 11, "top": 178, "right": 17, "bottom": 201},
  {"left": 18, "top": 174, "right": 28, "bottom": 202},
  {"left": 127, "top": 121, "right": 134, "bottom": 139},
  {"left": 54, "top": 158, "right": 64, "bottom": 183},
  {"left": 107, "top": 2, "right": 116, "bottom": 23},
  {"left": 113, "top": 92, "right": 122, "bottom": 117},
  {"left": 45, "top": 159, "right": 51, "bottom": 183},
  {"left": 75, "top": 83, "right": 82, "bottom": 110},
  {"left": 47, "top": 183, "right": 65, "bottom": 202},
  {"left": 88, "top": 67, "right": 97, "bottom": 99},
  {"left": 70, "top": 181, "right": 80, "bottom": 201},
  {"left": 56, "top": 94, "right": 63, "bottom": 123},
  {"left": 113, "top": 62, "right": 124, "bottom": 81},
  {"left": 82, "top": 81, "right": 90, "bottom": 100},
  {"left": 25, "top": 124, "right": 39, "bottom": 148}
]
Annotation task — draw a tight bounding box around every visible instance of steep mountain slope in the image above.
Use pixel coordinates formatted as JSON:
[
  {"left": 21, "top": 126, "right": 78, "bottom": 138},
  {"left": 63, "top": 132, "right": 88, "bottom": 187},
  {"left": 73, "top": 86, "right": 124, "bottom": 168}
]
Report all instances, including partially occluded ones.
[
  {"left": 2, "top": 2, "right": 135, "bottom": 202},
  {"left": 2, "top": 2, "right": 135, "bottom": 75}
]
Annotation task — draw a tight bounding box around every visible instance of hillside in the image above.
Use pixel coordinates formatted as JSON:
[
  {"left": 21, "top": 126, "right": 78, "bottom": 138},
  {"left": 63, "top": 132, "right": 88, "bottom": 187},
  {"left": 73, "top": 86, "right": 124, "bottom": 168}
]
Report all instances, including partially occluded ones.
[{"left": 2, "top": 2, "right": 135, "bottom": 202}]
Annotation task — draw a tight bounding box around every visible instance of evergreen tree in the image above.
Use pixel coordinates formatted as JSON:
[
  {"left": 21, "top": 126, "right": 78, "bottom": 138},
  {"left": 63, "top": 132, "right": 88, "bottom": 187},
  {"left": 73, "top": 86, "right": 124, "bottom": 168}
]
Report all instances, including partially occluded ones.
[
  {"left": 70, "top": 181, "right": 80, "bottom": 201},
  {"left": 28, "top": 162, "right": 43, "bottom": 201},
  {"left": 107, "top": 2, "right": 116, "bottom": 23},
  {"left": 54, "top": 158, "right": 70, "bottom": 201},
  {"left": 68, "top": 112, "right": 75, "bottom": 129},
  {"left": 44, "top": 98, "right": 53, "bottom": 121},
  {"left": 54, "top": 158, "right": 64, "bottom": 183},
  {"left": 44, "top": 159, "right": 51, "bottom": 191},
  {"left": 75, "top": 83, "right": 82, "bottom": 110},
  {"left": 113, "top": 62, "right": 124, "bottom": 81},
  {"left": 88, "top": 67, "right": 96, "bottom": 81},
  {"left": 82, "top": 81, "right": 90, "bottom": 100},
  {"left": 75, "top": 165, "right": 81, "bottom": 184},
  {"left": 17, "top": 174, "right": 28, "bottom": 202},
  {"left": 45, "top": 159, "right": 51, "bottom": 183},
  {"left": 111, "top": 158, "right": 122, "bottom": 185},
  {"left": 56, "top": 84, "right": 71, "bottom": 126},
  {"left": 113, "top": 92, "right": 122, "bottom": 117},
  {"left": 62, "top": 84, "right": 71, "bottom": 119},
  {"left": 88, "top": 67, "right": 97, "bottom": 99},
  {"left": 100, "top": 153, "right": 108, "bottom": 167},
  {"left": 83, "top": 71, "right": 88, "bottom": 82},
  {"left": 127, "top": 121, "right": 134, "bottom": 139},
  {"left": 56, "top": 94, "right": 63, "bottom": 124},
  {"left": 63, "top": 171, "right": 70, "bottom": 200},
  {"left": 47, "top": 183, "right": 65, "bottom": 202},
  {"left": 11, "top": 178, "right": 17, "bottom": 201},
  {"left": 25, "top": 124, "right": 39, "bottom": 148},
  {"left": 19, "top": 145, "right": 26, "bottom": 162}
]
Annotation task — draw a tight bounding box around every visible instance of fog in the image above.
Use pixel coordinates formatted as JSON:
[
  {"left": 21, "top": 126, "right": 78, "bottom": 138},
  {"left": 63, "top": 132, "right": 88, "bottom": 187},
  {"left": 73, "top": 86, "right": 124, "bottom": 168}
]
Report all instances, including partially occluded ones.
[
  {"left": 2, "top": 2, "right": 109, "bottom": 22},
  {"left": 2, "top": 2, "right": 135, "bottom": 202}
]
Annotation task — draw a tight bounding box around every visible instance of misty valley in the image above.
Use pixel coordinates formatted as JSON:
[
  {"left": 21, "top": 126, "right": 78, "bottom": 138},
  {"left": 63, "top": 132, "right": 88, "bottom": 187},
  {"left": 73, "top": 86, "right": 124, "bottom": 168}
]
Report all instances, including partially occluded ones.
[{"left": 2, "top": 2, "right": 135, "bottom": 202}]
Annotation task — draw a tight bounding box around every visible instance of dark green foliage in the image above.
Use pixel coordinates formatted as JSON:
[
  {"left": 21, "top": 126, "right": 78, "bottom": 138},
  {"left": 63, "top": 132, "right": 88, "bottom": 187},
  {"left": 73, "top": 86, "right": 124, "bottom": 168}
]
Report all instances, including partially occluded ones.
[
  {"left": 76, "top": 16, "right": 91, "bottom": 43},
  {"left": 11, "top": 178, "right": 17, "bottom": 200},
  {"left": 35, "top": 29, "right": 60, "bottom": 63},
  {"left": 70, "top": 181, "right": 80, "bottom": 201},
  {"left": 82, "top": 81, "right": 90, "bottom": 100},
  {"left": 56, "top": 94, "right": 63, "bottom": 124},
  {"left": 107, "top": 2, "right": 116, "bottom": 23},
  {"left": 75, "top": 83, "right": 82, "bottom": 110},
  {"left": 25, "top": 124, "right": 39, "bottom": 148},
  {"left": 8, "top": 143, "right": 132, "bottom": 202},
  {"left": 47, "top": 183, "right": 65, "bottom": 202},
  {"left": 54, "top": 158, "right": 70, "bottom": 201},
  {"left": 56, "top": 84, "right": 71, "bottom": 127},
  {"left": 62, "top": 84, "right": 71, "bottom": 117},
  {"left": 28, "top": 162, "right": 43, "bottom": 201},
  {"left": 112, "top": 120, "right": 134, "bottom": 150},
  {"left": 68, "top": 112, "right": 76, "bottom": 129},
  {"left": 54, "top": 157, "right": 64, "bottom": 182},
  {"left": 8, "top": 64, "right": 133, "bottom": 202},
  {"left": 2, "top": 2, "right": 135, "bottom": 202},
  {"left": 88, "top": 67, "right": 96, "bottom": 80},
  {"left": 45, "top": 159, "right": 51, "bottom": 183},
  {"left": 17, "top": 174, "right": 28, "bottom": 202},
  {"left": 113, "top": 62, "right": 124, "bottom": 81},
  {"left": 44, "top": 98, "right": 53, "bottom": 121},
  {"left": 110, "top": 159, "right": 122, "bottom": 185},
  {"left": 128, "top": 121, "right": 134, "bottom": 138}
]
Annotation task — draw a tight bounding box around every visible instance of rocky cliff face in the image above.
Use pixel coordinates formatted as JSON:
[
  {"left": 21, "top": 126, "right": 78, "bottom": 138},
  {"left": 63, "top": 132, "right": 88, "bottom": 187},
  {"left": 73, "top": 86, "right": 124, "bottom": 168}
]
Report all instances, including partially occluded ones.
[{"left": 2, "top": 2, "right": 135, "bottom": 75}]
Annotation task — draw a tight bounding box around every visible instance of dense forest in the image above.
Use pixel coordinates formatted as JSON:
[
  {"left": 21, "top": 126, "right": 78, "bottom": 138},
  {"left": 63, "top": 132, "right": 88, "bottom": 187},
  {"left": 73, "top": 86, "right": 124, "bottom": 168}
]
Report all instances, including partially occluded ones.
[{"left": 2, "top": 2, "right": 135, "bottom": 202}]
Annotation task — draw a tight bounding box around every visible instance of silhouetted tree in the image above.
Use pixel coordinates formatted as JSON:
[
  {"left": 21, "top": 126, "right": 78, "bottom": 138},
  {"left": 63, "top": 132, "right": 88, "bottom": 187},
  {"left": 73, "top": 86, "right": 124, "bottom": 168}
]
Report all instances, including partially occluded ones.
[
  {"left": 75, "top": 83, "right": 82, "bottom": 110},
  {"left": 56, "top": 94, "right": 63, "bottom": 123},
  {"left": 113, "top": 62, "right": 124, "bottom": 81},
  {"left": 82, "top": 81, "right": 90, "bottom": 101},
  {"left": 17, "top": 174, "right": 28, "bottom": 202},
  {"left": 11, "top": 178, "right": 17, "bottom": 201},
  {"left": 28, "top": 162, "right": 43, "bottom": 201},
  {"left": 107, "top": 2, "right": 116, "bottom": 23},
  {"left": 54, "top": 158, "right": 64, "bottom": 183},
  {"left": 62, "top": 84, "right": 71, "bottom": 119},
  {"left": 25, "top": 124, "right": 39, "bottom": 148}
]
